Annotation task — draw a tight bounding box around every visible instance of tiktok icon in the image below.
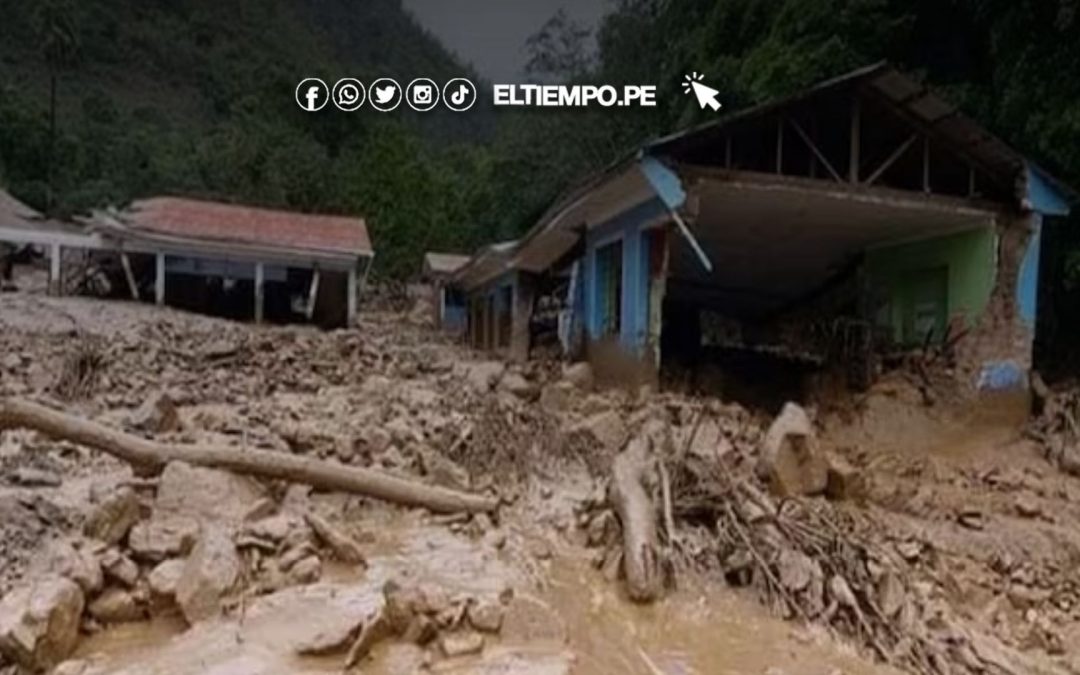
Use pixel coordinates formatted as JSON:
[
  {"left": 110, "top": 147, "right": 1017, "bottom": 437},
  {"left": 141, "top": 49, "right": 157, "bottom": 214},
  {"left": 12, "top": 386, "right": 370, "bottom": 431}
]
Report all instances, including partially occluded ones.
[{"left": 442, "top": 78, "right": 477, "bottom": 112}]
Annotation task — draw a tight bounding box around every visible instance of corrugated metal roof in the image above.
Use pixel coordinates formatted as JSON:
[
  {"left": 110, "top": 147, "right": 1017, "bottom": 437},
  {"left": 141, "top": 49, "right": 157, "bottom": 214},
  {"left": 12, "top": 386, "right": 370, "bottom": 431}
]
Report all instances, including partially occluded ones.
[{"left": 124, "top": 197, "right": 372, "bottom": 257}]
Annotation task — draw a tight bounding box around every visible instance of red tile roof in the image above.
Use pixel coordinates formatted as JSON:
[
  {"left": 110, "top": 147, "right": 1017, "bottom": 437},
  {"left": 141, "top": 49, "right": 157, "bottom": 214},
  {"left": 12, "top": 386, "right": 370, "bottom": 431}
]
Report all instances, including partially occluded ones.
[{"left": 127, "top": 197, "right": 371, "bottom": 256}]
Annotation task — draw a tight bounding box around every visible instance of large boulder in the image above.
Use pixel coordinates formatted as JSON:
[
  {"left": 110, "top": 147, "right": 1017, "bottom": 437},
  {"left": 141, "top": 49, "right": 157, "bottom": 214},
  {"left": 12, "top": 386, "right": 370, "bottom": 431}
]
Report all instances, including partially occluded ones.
[
  {"left": 155, "top": 462, "right": 265, "bottom": 526},
  {"left": 174, "top": 526, "right": 240, "bottom": 624},
  {"left": 0, "top": 576, "right": 85, "bottom": 671},
  {"left": 756, "top": 403, "right": 828, "bottom": 497}
]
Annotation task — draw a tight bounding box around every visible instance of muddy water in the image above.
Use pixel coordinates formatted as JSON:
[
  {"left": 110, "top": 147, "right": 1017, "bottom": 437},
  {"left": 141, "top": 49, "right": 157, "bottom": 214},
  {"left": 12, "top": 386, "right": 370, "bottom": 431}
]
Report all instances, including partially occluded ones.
[{"left": 75, "top": 515, "right": 900, "bottom": 675}]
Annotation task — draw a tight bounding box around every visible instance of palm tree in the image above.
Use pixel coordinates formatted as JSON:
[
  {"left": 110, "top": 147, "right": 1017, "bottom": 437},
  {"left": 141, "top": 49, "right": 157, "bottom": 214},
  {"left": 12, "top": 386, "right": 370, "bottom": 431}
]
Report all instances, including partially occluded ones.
[{"left": 36, "top": 0, "right": 79, "bottom": 213}]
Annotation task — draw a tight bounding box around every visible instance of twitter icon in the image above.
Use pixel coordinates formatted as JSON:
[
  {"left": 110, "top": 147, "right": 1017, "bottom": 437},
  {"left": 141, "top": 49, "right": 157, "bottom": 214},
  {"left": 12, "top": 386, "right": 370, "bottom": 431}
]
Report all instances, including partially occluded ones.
[{"left": 369, "top": 78, "right": 402, "bottom": 112}]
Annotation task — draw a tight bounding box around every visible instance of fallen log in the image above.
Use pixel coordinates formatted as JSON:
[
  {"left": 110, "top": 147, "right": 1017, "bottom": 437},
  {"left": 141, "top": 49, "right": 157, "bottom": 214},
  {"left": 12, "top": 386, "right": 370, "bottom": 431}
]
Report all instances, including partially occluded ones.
[
  {"left": 610, "top": 428, "right": 663, "bottom": 602},
  {"left": 0, "top": 398, "right": 498, "bottom": 514}
]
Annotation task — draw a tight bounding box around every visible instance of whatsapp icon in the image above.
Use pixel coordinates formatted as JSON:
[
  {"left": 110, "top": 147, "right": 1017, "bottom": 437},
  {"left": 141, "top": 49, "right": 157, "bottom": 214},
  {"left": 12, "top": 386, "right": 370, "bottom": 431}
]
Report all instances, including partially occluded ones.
[{"left": 332, "top": 78, "right": 366, "bottom": 111}]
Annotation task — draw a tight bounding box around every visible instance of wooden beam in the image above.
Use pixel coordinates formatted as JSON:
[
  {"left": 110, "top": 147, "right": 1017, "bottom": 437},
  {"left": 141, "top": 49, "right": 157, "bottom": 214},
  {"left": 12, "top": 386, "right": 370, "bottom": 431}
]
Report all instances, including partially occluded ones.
[
  {"left": 346, "top": 266, "right": 358, "bottom": 327},
  {"left": 155, "top": 253, "right": 165, "bottom": 306},
  {"left": 120, "top": 253, "right": 139, "bottom": 301},
  {"left": 849, "top": 96, "right": 861, "bottom": 184},
  {"left": 864, "top": 133, "right": 918, "bottom": 186},
  {"left": 789, "top": 119, "right": 842, "bottom": 182},
  {"left": 49, "top": 244, "right": 62, "bottom": 296},
  {"left": 254, "top": 261, "right": 265, "bottom": 324},
  {"left": 305, "top": 267, "right": 320, "bottom": 321}
]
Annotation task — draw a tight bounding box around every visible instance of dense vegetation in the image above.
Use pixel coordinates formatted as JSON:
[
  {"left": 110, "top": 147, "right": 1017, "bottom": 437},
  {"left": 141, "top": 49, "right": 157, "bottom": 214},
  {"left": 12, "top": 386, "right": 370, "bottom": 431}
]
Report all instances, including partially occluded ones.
[{"left": 1, "top": 0, "right": 1078, "bottom": 289}]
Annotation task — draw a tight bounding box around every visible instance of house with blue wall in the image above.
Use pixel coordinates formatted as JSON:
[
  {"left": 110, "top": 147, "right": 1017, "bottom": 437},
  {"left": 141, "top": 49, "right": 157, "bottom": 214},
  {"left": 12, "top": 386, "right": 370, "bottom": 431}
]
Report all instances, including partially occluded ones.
[{"left": 453, "top": 64, "right": 1074, "bottom": 394}]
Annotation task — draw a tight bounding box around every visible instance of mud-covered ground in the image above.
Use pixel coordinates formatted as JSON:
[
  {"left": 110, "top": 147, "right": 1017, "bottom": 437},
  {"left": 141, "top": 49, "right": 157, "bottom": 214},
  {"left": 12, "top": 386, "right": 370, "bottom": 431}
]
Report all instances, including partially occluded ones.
[{"left": 0, "top": 282, "right": 1077, "bottom": 675}]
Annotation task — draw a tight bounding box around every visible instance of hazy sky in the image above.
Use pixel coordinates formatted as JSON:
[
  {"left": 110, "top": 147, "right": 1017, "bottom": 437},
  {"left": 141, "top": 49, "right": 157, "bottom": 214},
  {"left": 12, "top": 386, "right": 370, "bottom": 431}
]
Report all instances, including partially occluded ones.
[{"left": 402, "top": 0, "right": 609, "bottom": 81}]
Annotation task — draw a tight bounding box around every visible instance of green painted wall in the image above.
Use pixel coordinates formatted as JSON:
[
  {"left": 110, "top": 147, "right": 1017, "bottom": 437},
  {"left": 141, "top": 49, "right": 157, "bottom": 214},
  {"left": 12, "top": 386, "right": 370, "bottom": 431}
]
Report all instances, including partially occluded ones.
[{"left": 866, "top": 226, "right": 997, "bottom": 346}]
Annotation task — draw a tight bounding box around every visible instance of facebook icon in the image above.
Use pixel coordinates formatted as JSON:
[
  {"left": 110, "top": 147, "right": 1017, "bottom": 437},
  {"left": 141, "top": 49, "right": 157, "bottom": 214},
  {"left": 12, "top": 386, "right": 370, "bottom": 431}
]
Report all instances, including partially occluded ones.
[{"left": 295, "top": 78, "right": 329, "bottom": 112}]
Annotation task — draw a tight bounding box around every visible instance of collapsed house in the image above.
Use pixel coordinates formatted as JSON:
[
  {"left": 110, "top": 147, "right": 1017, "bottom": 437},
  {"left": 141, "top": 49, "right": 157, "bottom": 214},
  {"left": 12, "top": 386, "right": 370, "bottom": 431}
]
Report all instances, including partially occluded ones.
[
  {"left": 0, "top": 194, "right": 372, "bottom": 327},
  {"left": 452, "top": 64, "right": 1074, "bottom": 398},
  {"left": 421, "top": 252, "right": 471, "bottom": 333}
]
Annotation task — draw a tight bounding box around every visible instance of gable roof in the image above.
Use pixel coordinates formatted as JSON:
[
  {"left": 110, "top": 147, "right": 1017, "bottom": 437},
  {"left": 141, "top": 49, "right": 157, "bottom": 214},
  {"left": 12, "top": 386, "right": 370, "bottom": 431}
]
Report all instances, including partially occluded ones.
[
  {"left": 123, "top": 197, "right": 372, "bottom": 257},
  {"left": 649, "top": 62, "right": 1077, "bottom": 203}
]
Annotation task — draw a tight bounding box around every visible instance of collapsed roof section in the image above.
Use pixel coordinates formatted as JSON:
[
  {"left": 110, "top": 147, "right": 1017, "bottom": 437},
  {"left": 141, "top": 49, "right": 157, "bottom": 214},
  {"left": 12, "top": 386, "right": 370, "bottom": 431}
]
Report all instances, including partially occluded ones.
[{"left": 454, "top": 63, "right": 1074, "bottom": 295}]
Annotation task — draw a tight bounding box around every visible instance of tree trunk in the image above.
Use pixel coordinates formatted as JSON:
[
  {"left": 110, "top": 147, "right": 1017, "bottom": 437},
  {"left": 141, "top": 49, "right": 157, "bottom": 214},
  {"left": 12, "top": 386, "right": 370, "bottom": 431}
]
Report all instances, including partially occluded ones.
[
  {"left": 610, "top": 434, "right": 662, "bottom": 602},
  {"left": 0, "top": 398, "right": 498, "bottom": 514}
]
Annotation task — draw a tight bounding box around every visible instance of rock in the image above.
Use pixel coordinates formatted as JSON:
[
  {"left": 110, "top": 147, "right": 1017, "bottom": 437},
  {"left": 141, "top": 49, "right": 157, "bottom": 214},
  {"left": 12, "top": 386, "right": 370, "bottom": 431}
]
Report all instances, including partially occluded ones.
[
  {"left": 467, "top": 598, "right": 505, "bottom": 634},
  {"left": 148, "top": 559, "right": 186, "bottom": 601},
  {"left": 439, "top": 630, "right": 484, "bottom": 658},
  {"left": 562, "top": 362, "right": 594, "bottom": 391},
  {"left": 459, "top": 361, "right": 505, "bottom": 393},
  {"left": 129, "top": 391, "right": 180, "bottom": 434},
  {"left": 825, "top": 456, "right": 864, "bottom": 501},
  {"left": 11, "top": 467, "right": 62, "bottom": 488},
  {"left": 294, "top": 612, "right": 366, "bottom": 656},
  {"left": 244, "top": 514, "right": 295, "bottom": 543},
  {"left": 1014, "top": 494, "right": 1041, "bottom": 519},
  {"left": 539, "top": 382, "right": 575, "bottom": 415},
  {"left": 99, "top": 550, "right": 139, "bottom": 588},
  {"left": 0, "top": 576, "right": 84, "bottom": 671},
  {"left": 418, "top": 448, "right": 470, "bottom": 491},
  {"left": 175, "top": 526, "right": 240, "bottom": 624},
  {"left": 756, "top": 403, "right": 828, "bottom": 497},
  {"left": 569, "top": 411, "right": 628, "bottom": 453},
  {"left": 53, "top": 659, "right": 91, "bottom": 675},
  {"left": 288, "top": 556, "right": 322, "bottom": 585},
  {"left": 957, "top": 510, "right": 985, "bottom": 531},
  {"left": 154, "top": 462, "right": 265, "bottom": 526},
  {"left": 305, "top": 513, "right": 366, "bottom": 565},
  {"left": 83, "top": 487, "right": 141, "bottom": 546},
  {"left": 499, "top": 373, "right": 536, "bottom": 400},
  {"left": 777, "top": 548, "right": 816, "bottom": 593},
  {"left": 682, "top": 418, "right": 728, "bottom": 461},
  {"left": 88, "top": 588, "right": 142, "bottom": 623},
  {"left": 128, "top": 515, "right": 199, "bottom": 562},
  {"left": 876, "top": 572, "right": 906, "bottom": 618},
  {"left": 31, "top": 538, "right": 103, "bottom": 595}
]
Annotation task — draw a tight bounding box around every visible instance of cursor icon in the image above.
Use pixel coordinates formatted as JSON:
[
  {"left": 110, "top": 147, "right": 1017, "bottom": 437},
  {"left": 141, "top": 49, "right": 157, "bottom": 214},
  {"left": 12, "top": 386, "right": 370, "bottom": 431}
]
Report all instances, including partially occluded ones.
[{"left": 683, "top": 72, "right": 723, "bottom": 112}]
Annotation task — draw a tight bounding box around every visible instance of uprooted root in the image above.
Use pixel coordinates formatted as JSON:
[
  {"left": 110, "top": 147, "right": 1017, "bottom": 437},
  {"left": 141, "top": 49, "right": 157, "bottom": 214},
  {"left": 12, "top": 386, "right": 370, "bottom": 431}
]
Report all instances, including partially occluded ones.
[
  {"left": 448, "top": 397, "right": 598, "bottom": 480},
  {"left": 52, "top": 337, "right": 106, "bottom": 401}
]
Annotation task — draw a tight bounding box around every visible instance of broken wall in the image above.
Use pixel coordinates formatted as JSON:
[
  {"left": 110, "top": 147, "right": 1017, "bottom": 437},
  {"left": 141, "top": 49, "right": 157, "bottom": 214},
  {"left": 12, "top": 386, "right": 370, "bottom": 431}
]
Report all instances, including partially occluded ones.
[{"left": 865, "top": 225, "right": 996, "bottom": 346}]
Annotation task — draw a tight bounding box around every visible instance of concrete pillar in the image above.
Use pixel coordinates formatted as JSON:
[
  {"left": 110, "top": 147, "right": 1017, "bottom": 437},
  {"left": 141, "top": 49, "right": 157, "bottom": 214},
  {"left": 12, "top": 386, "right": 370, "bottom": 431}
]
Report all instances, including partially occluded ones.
[
  {"left": 254, "top": 262, "right": 265, "bottom": 324},
  {"left": 347, "top": 265, "right": 358, "bottom": 327},
  {"left": 155, "top": 253, "right": 165, "bottom": 306},
  {"left": 510, "top": 273, "right": 535, "bottom": 362},
  {"left": 49, "top": 243, "right": 61, "bottom": 296}
]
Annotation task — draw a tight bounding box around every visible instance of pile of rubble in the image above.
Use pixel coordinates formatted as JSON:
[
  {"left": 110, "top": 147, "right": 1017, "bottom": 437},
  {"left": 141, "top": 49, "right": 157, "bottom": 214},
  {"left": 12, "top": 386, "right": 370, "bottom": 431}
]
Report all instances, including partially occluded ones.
[
  {"left": 0, "top": 458, "right": 375, "bottom": 672},
  {"left": 1029, "top": 379, "right": 1080, "bottom": 476}
]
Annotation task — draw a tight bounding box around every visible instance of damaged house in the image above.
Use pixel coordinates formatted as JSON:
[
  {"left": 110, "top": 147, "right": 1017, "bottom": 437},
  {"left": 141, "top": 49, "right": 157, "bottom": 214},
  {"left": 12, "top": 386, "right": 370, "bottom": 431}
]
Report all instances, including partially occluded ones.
[
  {"left": 453, "top": 64, "right": 1074, "bottom": 399},
  {"left": 1, "top": 195, "right": 373, "bottom": 327}
]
